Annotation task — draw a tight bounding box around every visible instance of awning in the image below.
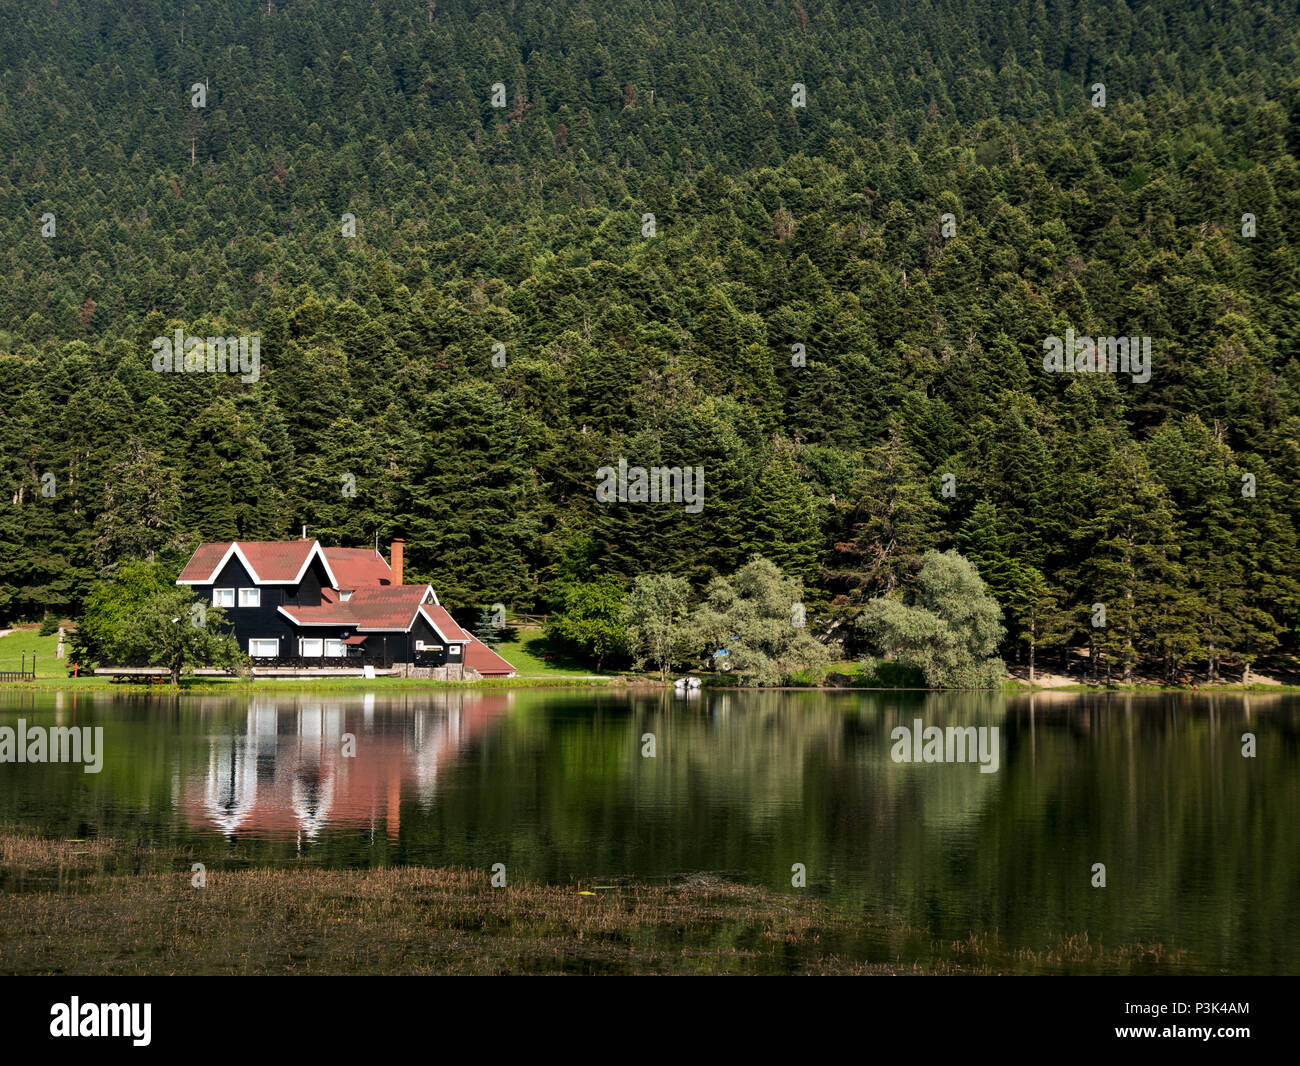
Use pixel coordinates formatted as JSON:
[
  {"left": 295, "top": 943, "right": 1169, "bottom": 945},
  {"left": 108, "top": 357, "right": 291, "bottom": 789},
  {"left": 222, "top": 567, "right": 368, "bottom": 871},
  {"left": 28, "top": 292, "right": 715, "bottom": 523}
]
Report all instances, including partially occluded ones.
[{"left": 342, "top": 635, "right": 368, "bottom": 645}]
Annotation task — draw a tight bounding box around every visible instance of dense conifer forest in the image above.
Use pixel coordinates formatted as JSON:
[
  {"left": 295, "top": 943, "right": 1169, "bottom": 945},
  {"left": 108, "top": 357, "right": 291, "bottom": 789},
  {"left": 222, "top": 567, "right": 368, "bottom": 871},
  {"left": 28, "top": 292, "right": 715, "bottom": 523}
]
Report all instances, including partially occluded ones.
[{"left": 2, "top": 0, "right": 1298, "bottom": 679}]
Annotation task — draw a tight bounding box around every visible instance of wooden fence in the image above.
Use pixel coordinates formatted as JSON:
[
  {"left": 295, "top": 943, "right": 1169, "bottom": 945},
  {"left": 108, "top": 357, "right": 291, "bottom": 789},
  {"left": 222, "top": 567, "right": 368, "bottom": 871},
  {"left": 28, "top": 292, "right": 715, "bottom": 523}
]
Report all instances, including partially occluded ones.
[
  {"left": 507, "top": 613, "right": 549, "bottom": 628},
  {"left": 0, "top": 653, "right": 35, "bottom": 681}
]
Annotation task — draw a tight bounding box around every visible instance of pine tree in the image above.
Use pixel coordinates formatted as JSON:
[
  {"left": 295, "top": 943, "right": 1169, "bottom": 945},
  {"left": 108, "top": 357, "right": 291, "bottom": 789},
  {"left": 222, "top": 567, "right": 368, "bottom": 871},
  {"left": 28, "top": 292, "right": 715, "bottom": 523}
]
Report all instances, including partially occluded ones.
[
  {"left": 740, "top": 447, "right": 821, "bottom": 586},
  {"left": 1004, "top": 563, "right": 1072, "bottom": 682},
  {"left": 401, "top": 382, "right": 538, "bottom": 608},
  {"left": 1071, "top": 443, "right": 1186, "bottom": 684},
  {"left": 92, "top": 439, "right": 182, "bottom": 571},
  {"left": 829, "top": 426, "right": 942, "bottom": 602},
  {"left": 474, "top": 607, "right": 503, "bottom": 646}
]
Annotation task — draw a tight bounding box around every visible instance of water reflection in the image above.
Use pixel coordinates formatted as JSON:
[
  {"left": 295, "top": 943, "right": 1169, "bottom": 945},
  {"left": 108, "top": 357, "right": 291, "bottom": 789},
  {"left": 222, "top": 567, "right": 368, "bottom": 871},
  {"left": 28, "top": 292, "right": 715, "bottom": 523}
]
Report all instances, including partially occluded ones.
[
  {"left": 185, "top": 693, "right": 513, "bottom": 846},
  {"left": 2, "top": 687, "right": 1297, "bottom": 971}
]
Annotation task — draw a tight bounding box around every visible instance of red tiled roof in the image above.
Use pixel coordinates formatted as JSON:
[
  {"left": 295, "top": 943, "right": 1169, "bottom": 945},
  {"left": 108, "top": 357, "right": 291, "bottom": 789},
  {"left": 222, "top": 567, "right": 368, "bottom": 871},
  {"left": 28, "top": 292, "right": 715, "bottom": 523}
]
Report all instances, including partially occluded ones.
[
  {"left": 178, "top": 540, "right": 322, "bottom": 584},
  {"left": 238, "top": 541, "right": 318, "bottom": 581},
  {"left": 464, "top": 636, "right": 517, "bottom": 677},
  {"left": 177, "top": 542, "right": 229, "bottom": 582},
  {"left": 278, "top": 585, "right": 434, "bottom": 631},
  {"left": 348, "top": 586, "right": 431, "bottom": 630},
  {"left": 277, "top": 602, "right": 355, "bottom": 626},
  {"left": 323, "top": 548, "right": 392, "bottom": 588},
  {"left": 420, "top": 604, "right": 473, "bottom": 642}
]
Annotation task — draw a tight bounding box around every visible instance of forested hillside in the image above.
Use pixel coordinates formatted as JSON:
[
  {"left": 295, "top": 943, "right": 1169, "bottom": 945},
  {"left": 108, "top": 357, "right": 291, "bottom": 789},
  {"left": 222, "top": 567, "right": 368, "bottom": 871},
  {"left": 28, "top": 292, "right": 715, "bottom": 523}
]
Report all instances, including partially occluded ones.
[{"left": 2, "top": 0, "right": 1299, "bottom": 678}]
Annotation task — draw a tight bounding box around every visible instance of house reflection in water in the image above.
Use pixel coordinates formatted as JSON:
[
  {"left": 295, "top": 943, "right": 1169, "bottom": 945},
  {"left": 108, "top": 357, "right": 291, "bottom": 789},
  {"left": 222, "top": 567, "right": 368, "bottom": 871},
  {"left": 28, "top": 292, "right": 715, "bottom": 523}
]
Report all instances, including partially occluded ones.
[{"left": 187, "top": 692, "right": 512, "bottom": 848}]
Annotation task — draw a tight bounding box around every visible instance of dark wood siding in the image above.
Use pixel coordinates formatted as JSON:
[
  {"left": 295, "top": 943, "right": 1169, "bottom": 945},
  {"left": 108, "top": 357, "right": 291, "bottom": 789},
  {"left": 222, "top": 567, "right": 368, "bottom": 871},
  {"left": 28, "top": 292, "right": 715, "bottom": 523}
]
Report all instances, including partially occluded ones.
[
  {"left": 363, "top": 631, "right": 408, "bottom": 663},
  {"left": 192, "top": 556, "right": 304, "bottom": 656},
  {"left": 283, "top": 556, "right": 329, "bottom": 607},
  {"left": 408, "top": 612, "right": 447, "bottom": 665}
]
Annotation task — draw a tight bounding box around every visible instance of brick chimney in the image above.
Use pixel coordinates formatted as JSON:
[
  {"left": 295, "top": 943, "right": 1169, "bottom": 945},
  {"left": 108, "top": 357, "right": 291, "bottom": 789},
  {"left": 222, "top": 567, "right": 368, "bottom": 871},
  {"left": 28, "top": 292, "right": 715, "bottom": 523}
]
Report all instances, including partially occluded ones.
[{"left": 390, "top": 538, "right": 404, "bottom": 586}]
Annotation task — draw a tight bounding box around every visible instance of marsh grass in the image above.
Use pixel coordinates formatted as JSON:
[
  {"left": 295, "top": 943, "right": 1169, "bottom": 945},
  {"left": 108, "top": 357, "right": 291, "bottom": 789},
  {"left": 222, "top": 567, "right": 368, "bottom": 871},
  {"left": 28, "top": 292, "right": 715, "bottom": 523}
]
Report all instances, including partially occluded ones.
[{"left": 0, "top": 834, "right": 1194, "bottom": 976}]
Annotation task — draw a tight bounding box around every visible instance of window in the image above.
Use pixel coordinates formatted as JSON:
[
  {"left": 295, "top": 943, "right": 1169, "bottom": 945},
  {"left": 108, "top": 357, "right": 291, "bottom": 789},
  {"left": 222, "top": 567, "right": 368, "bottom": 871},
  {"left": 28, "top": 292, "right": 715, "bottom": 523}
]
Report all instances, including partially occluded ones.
[
  {"left": 300, "top": 638, "right": 323, "bottom": 657},
  {"left": 449, "top": 645, "right": 462, "bottom": 657},
  {"left": 238, "top": 587, "right": 261, "bottom": 607},
  {"left": 416, "top": 641, "right": 443, "bottom": 652},
  {"left": 212, "top": 588, "right": 235, "bottom": 608},
  {"left": 249, "top": 639, "right": 278, "bottom": 657},
  {"left": 324, "top": 639, "right": 346, "bottom": 658}
]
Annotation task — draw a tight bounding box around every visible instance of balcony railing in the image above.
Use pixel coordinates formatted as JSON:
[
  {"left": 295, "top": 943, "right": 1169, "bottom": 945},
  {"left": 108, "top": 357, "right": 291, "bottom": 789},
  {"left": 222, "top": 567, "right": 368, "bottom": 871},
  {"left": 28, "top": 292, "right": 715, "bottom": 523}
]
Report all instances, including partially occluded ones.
[
  {"left": 249, "top": 656, "right": 395, "bottom": 669},
  {"left": 1, "top": 652, "right": 36, "bottom": 681}
]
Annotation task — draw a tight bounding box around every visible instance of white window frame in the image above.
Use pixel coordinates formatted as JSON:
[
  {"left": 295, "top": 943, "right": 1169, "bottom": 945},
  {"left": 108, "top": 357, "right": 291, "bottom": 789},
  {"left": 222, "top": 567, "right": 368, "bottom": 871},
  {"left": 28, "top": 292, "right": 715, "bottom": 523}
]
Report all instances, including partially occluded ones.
[
  {"left": 324, "top": 639, "right": 346, "bottom": 658},
  {"left": 213, "top": 588, "right": 235, "bottom": 608},
  {"left": 449, "top": 644, "right": 462, "bottom": 657},
  {"left": 300, "top": 638, "right": 324, "bottom": 657},
  {"left": 249, "top": 638, "right": 278, "bottom": 657},
  {"left": 238, "top": 587, "right": 261, "bottom": 607}
]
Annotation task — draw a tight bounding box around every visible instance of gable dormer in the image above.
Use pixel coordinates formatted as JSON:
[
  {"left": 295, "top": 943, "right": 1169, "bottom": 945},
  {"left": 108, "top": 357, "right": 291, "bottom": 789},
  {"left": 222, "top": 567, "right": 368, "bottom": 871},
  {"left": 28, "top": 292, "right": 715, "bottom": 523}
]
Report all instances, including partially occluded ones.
[{"left": 177, "top": 540, "right": 342, "bottom": 607}]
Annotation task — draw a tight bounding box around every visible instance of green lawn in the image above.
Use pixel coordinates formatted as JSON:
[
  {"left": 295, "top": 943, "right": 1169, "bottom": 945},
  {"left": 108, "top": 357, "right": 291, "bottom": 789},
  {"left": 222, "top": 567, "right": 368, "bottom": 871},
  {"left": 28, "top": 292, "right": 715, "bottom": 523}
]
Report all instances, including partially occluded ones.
[
  {"left": 493, "top": 627, "right": 609, "bottom": 678},
  {"left": 0, "top": 627, "right": 63, "bottom": 677},
  {"left": 0, "top": 625, "right": 605, "bottom": 682},
  {"left": 0, "top": 623, "right": 627, "bottom": 690}
]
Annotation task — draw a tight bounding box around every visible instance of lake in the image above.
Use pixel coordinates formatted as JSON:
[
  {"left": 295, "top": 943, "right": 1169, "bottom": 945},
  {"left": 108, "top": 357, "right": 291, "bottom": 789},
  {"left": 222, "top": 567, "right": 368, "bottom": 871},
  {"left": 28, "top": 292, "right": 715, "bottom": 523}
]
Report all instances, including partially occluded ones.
[{"left": 1, "top": 687, "right": 1296, "bottom": 973}]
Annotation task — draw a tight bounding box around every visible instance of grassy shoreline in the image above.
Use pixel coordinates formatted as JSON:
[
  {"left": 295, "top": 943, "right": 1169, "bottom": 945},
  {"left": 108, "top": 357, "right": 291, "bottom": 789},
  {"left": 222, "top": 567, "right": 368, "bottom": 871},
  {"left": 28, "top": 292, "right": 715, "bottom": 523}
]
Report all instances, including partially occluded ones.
[
  {"left": 5, "top": 627, "right": 1295, "bottom": 694},
  {"left": 0, "top": 834, "right": 1192, "bottom": 976},
  {"left": 0, "top": 675, "right": 636, "bottom": 693},
  {"left": 2, "top": 675, "right": 1296, "bottom": 694}
]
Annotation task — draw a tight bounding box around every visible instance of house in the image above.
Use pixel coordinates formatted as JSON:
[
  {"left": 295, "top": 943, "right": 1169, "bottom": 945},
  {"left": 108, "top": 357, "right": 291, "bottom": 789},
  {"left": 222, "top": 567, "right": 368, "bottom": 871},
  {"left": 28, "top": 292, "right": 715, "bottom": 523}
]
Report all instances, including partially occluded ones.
[{"left": 175, "top": 536, "right": 516, "bottom": 679}]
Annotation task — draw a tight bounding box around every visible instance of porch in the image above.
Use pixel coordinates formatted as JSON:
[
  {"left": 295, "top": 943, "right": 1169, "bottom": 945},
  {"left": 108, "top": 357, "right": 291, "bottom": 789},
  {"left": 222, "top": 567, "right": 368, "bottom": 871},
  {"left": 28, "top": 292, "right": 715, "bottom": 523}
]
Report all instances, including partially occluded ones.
[{"left": 248, "top": 655, "right": 394, "bottom": 671}]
